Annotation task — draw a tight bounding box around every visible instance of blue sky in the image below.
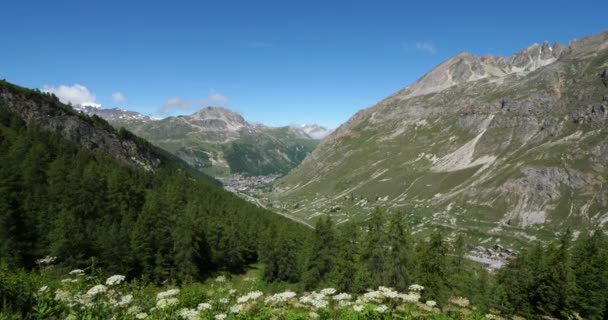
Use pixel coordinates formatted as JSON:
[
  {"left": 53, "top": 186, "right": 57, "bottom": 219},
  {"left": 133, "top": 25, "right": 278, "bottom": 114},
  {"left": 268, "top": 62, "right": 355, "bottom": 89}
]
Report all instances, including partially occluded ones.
[{"left": 1, "top": 1, "right": 607, "bottom": 128}]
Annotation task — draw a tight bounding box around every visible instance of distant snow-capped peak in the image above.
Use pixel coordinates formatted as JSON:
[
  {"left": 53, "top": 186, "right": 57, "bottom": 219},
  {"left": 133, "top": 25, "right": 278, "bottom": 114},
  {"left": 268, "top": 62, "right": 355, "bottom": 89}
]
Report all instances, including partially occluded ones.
[{"left": 290, "top": 124, "right": 332, "bottom": 140}]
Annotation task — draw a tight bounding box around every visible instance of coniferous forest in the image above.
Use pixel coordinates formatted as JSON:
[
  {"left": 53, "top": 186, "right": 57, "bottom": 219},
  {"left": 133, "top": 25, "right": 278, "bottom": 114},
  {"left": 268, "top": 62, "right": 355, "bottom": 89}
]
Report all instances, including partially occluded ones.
[{"left": 0, "top": 83, "right": 607, "bottom": 319}]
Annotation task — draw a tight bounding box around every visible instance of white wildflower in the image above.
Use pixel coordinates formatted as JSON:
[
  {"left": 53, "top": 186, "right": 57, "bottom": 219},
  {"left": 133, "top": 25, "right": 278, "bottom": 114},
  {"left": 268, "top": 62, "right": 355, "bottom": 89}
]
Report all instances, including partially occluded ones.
[
  {"left": 237, "top": 290, "right": 264, "bottom": 303},
  {"left": 39, "top": 286, "right": 49, "bottom": 293},
  {"left": 178, "top": 308, "right": 199, "bottom": 319},
  {"left": 426, "top": 300, "right": 437, "bottom": 307},
  {"left": 320, "top": 288, "right": 336, "bottom": 295},
  {"left": 86, "top": 284, "right": 107, "bottom": 297},
  {"left": 362, "top": 290, "right": 382, "bottom": 303},
  {"left": 117, "top": 294, "right": 133, "bottom": 306},
  {"left": 127, "top": 306, "right": 141, "bottom": 314},
  {"left": 311, "top": 299, "right": 328, "bottom": 309},
  {"left": 219, "top": 298, "right": 229, "bottom": 304},
  {"left": 197, "top": 302, "right": 212, "bottom": 311},
  {"left": 135, "top": 313, "right": 148, "bottom": 319},
  {"left": 265, "top": 291, "right": 296, "bottom": 304},
  {"left": 353, "top": 305, "right": 364, "bottom": 312},
  {"left": 400, "top": 292, "right": 421, "bottom": 303},
  {"left": 54, "top": 289, "right": 70, "bottom": 302},
  {"left": 228, "top": 289, "right": 237, "bottom": 295},
  {"left": 379, "top": 286, "right": 399, "bottom": 299},
  {"left": 61, "top": 278, "right": 78, "bottom": 284},
  {"left": 230, "top": 304, "right": 244, "bottom": 314},
  {"left": 157, "top": 288, "right": 180, "bottom": 300},
  {"left": 69, "top": 269, "right": 85, "bottom": 275},
  {"left": 338, "top": 300, "right": 352, "bottom": 308},
  {"left": 408, "top": 284, "right": 424, "bottom": 292},
  {"left": 308, "top": 312, "right": 319, "bottom": 319},
  {"left": 156, "top": 297, "right": 179, "bottom": 309},
  {"left": 36, "top": 256, "right": 57, "bottom": 265},
  {"left": 332, "top": 293, "right": 352, "bottom": 301},
  {"left": 105, "top": 275, "right": 126, "bottom": 286},
  {"left": 215, "top": 313, "right": 227, "bottom": 320},
  {"left": 449, "top": 296, "right": 470, "bottom": 308},
  {"left": 215, "top": 275, "right": 226, "bottom": 283},
  {"left": 375, "top": 304, "right": 388, "bottom": 313}
]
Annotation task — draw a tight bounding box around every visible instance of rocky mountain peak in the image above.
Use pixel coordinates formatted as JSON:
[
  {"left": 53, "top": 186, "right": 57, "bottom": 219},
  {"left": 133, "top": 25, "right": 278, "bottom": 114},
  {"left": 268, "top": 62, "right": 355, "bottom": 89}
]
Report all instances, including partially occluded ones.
[
  {"left": 399, "top": 40, "right": 569, "bottom": 100},
  {"left": 190, "top": 107, "right": 249, "bottom": 132}
]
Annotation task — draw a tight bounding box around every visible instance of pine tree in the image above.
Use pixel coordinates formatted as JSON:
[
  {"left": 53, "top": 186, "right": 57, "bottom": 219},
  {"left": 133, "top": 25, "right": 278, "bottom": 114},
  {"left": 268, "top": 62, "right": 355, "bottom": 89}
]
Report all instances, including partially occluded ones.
[
  {"left": 418, "top": 231, "right": 449, "bottom": 304},
  {"left": 330, "top": 223, "right": 362, "bottom": 292},
  {"left": 362, "top": 208, "right": 387, "bottom": 288},
  {"left": 303, "top": 215, "right": 336, "bottom": 289},
  {"left": 385, "top": 213, "right": 412, "bottom": 291},
  {"left": 572, "top": 230, "right": 608, "bottom": 319}
]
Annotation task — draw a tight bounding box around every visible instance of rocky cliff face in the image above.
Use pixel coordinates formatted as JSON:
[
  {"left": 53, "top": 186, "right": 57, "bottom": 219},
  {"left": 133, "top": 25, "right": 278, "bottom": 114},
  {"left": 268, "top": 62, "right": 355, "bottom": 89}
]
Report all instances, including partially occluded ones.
[
  {"left": 0, "top": 81, "right": 164, "bottom": 171},
  {"left": 273, "top": 30, "right": 608, "bottom": 244}
]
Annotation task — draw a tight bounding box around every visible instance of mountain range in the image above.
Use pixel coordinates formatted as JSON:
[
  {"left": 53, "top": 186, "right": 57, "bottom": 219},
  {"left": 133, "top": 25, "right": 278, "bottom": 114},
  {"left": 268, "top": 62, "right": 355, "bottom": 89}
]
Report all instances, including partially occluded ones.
[
  {"left": 271, "top": 30, "right": 608, "bottom": 245},
  {"left": 74, "top": 104, "right": 331, "bottom": 177}
]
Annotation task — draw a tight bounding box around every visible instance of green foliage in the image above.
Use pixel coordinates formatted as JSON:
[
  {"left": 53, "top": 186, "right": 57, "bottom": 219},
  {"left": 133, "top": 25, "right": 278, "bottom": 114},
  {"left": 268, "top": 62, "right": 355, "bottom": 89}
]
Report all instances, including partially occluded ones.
[
  {"left": 0, "top": 106, "right": 309, "bottom": 287},
  {"left": 495, "top": 229, "right": 608, "bottom": 319}
]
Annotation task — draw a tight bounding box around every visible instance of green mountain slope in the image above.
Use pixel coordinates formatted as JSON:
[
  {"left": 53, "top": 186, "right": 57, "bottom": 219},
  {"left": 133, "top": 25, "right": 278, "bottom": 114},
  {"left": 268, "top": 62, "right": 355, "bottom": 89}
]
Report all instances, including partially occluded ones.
[
  {"left": 110, "top": 107, "right": 323, "bottom": 177},
  {"left": 272, "top": 30, "right": 608, "bottom": 243},
  {"left": 0, "top": 80, "right": 309, "bottom": 280}
]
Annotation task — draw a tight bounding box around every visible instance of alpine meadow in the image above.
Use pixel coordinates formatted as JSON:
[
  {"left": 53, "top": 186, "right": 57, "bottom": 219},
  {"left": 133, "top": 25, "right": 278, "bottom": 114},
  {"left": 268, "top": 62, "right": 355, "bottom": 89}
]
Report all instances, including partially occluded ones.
[{"left": 1, "top": 2, "right": 608, "bottom": 320}]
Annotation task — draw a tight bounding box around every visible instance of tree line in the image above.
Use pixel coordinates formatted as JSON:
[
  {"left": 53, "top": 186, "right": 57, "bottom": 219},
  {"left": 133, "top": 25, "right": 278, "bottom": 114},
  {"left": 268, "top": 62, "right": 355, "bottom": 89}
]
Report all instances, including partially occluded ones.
[
  {"left": 0, "top": 106, "right": 309, "bottom": 283},
  {"left": 263, "top": 211, "right": 608, "bottom": 319}
]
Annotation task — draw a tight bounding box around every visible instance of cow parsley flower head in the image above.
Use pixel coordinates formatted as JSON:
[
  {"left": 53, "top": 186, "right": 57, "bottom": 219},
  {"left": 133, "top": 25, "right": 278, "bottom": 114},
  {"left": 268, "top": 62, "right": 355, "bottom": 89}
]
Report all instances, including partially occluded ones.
[
  {"left": 362, "top": 290, "right": 382, "bottom": 303},
  {"left": 320, "top": 288, "right": 336, "bottom": 295},
  {"left": 353, "top": 305, "right": 364, "bottom": 312},
  {"left": 127, "top": 306, "right": 142, "bottom": 314},
  {"left": 197, "top": 302, "right": 212, "bottom": 311},
  {"left": 333, "top": 293, "right": 352, "bottom": 301},
  {"left": 400, "top": 292, "right": 421, "bottom": 303},
  {"left": 156, "top": 297, "right": 179, "bottom": 309},
  {"left": 215, "top": 313, "right": 227, "bottom": 320},
  {"left": 230, "top": 304, "right": 244, "bottom": 314},
  {"left": 105, "top": 275, "right": 126, "bottom": 286},
  {"left": 311, "top": 299, "right": 328, "bottom": 309},
  {"left": 237, "top": 290, "right": 264, "bottom": 303},
  {"left": 157, "top": 289, "right": 180, "bottom": 300},
  {"left": 408, "top": 284, "right": 424, "bottom": 292},
  {"left": 426, "top": 300, "right": 437, "bottom": 307},
  {"left": 215, "top": 275, "right": 227, "bottom": 283},
  {"left": 39, "top": 286, "right": 49, "bottom": 293},
  {"left": 117, "top": 294, "right": 133, "bottom": 306},
  {"left": 87, "top": 284, "right": 107, "bottom": 297},
  {"left": 135, "top": 313, "right": 148, "bottom": 319},
  {"left": 178, "top": 308, "right": 199, "bottom": 319},
  {"left": 61, "top": 278, "right": 78, "bottom": 284},
  {"left": 379, "top": 286, "right": 399, "bottom": 299},
  {"left": 219, "top": 298, "right": 229, "bottom": 304},
  {"left": 338, "top": 300, "right": 352, "bottom": 308},
  {"left": 54, "top": 289, "right": 70, "bottom": 302},
  {"left": 265, "top": 291, "right": 296, "bottom": 304},
  {"left": 375, "top": 305, "right": 388, "bottom": 313},
  {"left": 69, "top": 269, "right": 84, "bottom": 276},
  {"left": 449, "top": 296, "right": 470, "bottom": 308},
  {"left": 36, "top": 256, "right": 57, "bottom": 265}
]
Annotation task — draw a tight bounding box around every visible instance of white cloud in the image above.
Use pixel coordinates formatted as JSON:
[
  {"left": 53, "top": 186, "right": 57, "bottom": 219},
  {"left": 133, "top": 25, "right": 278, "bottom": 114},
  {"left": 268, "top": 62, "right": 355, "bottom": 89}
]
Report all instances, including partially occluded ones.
[
  {"left": 159, "top": 97, "right": 191, "bottom": 114},
  {"left": 199, "top": 89, "right": 228, "bottom": 107},
  {"left": 42, "top": 84, "right": 96, "bottom": 106},
  {"left": 415, "top": 42, "right": 437, "bottom": 54},
  {"left": 111, "top": 92, "right": 125, "bottom": 103}
]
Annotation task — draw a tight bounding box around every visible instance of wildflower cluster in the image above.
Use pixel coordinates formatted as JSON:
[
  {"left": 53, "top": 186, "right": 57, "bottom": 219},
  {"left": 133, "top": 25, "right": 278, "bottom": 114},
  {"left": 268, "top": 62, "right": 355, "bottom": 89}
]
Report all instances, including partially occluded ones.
[{"left": 31, "top": 272, "right": 486, "bottom": 319}]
